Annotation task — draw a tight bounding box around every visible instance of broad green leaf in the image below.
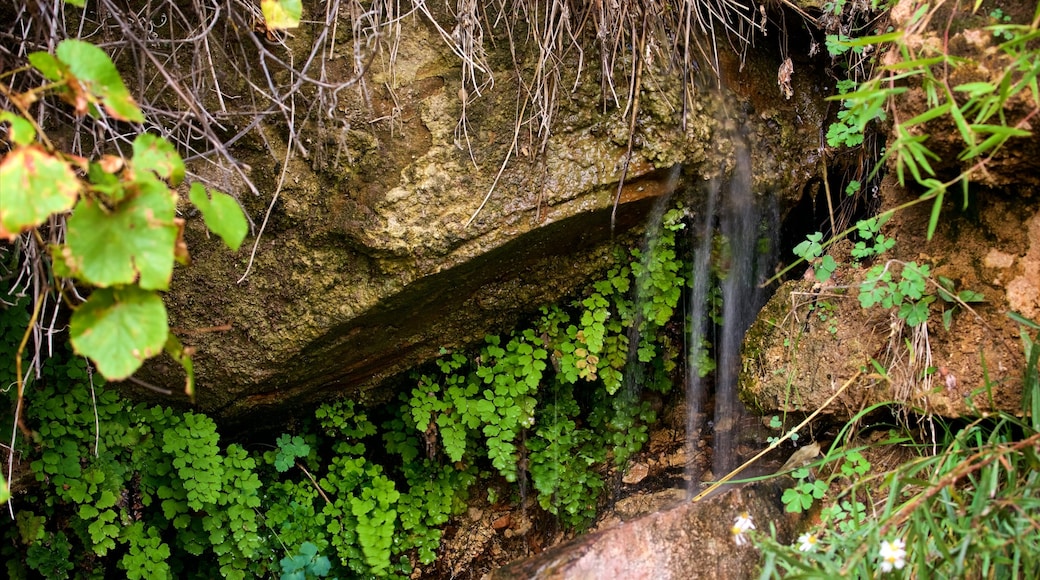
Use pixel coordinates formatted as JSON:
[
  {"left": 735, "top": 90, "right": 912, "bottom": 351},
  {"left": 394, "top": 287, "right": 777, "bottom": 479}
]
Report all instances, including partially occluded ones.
[
  {"left": 66, "top": 177, "right": 178, "bottom": 289},
  {"left": 0, "top": 146, "right": 81, "bottom": 240},
  {"left": 87, "top": 161, "right": 129, "bottom": 203},
  {"left": 55, "top": 39, "right": 144, "bottom": 122},
  {"left": 27, "top": 51, "right": 64, "bottom": 81},
  {"left": 70, "top": 286, "right": 169, "bottom": 380},
  {"left": 132, "top": 134, "right": 184, "bottom": 185},
  {"left": 0, "top": 112, "right": 37, "bottom": 146},
  {"left": 65, "top": 0, "right": 85, "bottom": 6},
  {"left": 188, "top": 182, "right": 248, "bottom": 251},
  {"left": 261, "top": 0, "right": 302, "bottom": 29}
]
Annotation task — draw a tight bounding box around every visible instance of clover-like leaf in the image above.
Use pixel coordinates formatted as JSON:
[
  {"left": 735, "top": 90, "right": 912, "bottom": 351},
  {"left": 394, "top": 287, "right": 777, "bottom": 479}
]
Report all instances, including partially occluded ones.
[
  {"left": 0, "top": 146, "right": 81, "bottom": 240},
  {"left": 65, "top": 176, "right": 179, "bottom": 289},
  {"left": 70, "top": 286, "right": 169, "bottom": 380},
  {"left": 189, "top": 182, "right": 248, "bottom": 251}
]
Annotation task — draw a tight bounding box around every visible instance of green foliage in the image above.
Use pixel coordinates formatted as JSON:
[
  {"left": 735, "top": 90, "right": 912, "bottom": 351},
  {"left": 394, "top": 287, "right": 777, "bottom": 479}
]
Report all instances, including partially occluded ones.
[
  {"left": 758, "top": 338, "right": 1040, "bottom": 578},
  {"left": 0, "top": 333, "right": 269, "bottom": 579},
  {"left": 826, "top": 7, "right": 1038, "bottom": 240},
  {"left": 858, "top": 261, "right": 933, "bottom": 326},
  {"left": 1, "top": 35, "right": 247, "bottom": 384},
  {"left": 280, "top": 542, "right": 333, "bottom": 580},
  {"left": 261, "top": 0, "right": 304, "bottom": 30},
  {"left": 261, "top": 394, "right": 477, "bottom": 578},
  {"left": 793, "top": 232, "right": 837, "bottom": 282},
  {"left": 0, "top": 145, "right": 80, "bottom": 235},
  {"left": 69, "top": 285, "right": 169, "bottom": 380},
  {"left": 189, "top": 182, "right": 249, "bottom": 252},
  {"left": 935, "top": 276, "right": 986, "bottom": 330},
  {"left": 754, "top": 312, "right": 1040, "bottom": 578},
  {"left": 791, "top": 213, "right": 983, "bottom": 330},
  {"left": 780, "top": 467, "right": 828, "bottom": 513},
  {"left": 274, "top": 434, "right": 312, "bottom": 472},
  {"left": 3, "top": 197, "right": 694, "bottom": 576},
  {"left": 28, "top": 39, "right": 144, "bottom": 122},
  {"left": 399, "top": 208, "right": 687, "bottom": 529}
]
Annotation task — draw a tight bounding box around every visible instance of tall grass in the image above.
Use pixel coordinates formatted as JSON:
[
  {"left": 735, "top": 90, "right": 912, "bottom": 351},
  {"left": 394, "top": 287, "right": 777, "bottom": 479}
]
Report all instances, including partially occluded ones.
[{"left": 756, "top": 315, "right": 1040, "bottom": 578}]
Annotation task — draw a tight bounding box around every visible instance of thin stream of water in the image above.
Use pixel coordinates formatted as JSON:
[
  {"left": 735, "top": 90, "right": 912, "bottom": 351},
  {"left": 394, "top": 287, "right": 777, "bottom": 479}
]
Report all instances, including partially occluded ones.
[{"left": 685, "top": 125, "right": 776, "bottom": 494}]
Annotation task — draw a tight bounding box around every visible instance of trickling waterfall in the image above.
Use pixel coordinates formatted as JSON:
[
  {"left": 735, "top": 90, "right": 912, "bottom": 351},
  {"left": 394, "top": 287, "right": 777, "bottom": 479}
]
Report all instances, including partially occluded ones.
[{"left": 686, "top": 125, "right": 776, "bottom": 493}]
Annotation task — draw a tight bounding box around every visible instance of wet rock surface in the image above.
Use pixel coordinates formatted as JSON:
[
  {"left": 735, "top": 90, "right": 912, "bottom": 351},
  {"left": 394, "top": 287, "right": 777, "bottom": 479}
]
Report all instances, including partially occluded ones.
[
  {"left": 140, "top": 11, "right": 830, "bottom": 424},
  {"left": 487, "top": 480, "right": 800, "bottom": 580}
]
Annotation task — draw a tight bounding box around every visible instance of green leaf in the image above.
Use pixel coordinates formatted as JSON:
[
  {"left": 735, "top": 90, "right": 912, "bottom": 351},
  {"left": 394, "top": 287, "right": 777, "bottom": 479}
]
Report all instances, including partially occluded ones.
[
  {"left": 28, "top": 51, "right": 64, "bottom": 81},
  {"left": 954, "top": 81, "right": 996, "bottom": 97},
  {"left": 189, "top": 183, "right": 248, "bottom": 251},
  {"left": 816, "top": 255, "right": 837, "bottom": 282},
  {"left": 261, "top": 0, "right": 302, "bottom": 29},
  {"left": 164, "top": 334, "right": 196, "bottom": 401},
  {"left": 903, "top": 101, "right": 951, "bottom": 127},
  {"left": 132, "top": 134, "right": 185, "bottom": 186},
  {"left": 957, "top": 290, "right": 985, "bottom": 303},
  {"left": 69, "top": 286, "right": 169, "bottom": 380},
  {"left": 55, "top": 39, "right": 144, "bottom": 122},
  {"left": 925, "top": 180, "right": 946, "bottom": 240},
  {"left": 65, "top": 176, "right": 179, "bottom": 289},
  {"left": 0, "top": 112, "right": 37, "bottom": 146},
  {"left": 0, "top": 146, "right": 81, "bottom": 240}
]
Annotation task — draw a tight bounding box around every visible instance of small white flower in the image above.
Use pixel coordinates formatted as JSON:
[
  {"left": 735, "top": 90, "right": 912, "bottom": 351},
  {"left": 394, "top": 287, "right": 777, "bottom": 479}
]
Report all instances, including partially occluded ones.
[
  {"left": 731, "top": 511, "right": 755, "bottom": 546},
  {"left": 879, "top": 538, "right": 906, "bottom": 572},
  {"left": 734, "top": 511, "right": 755, "bottom": 532},
  {"left": 797, "top": 532, "right": 818, "bottom": 552}
]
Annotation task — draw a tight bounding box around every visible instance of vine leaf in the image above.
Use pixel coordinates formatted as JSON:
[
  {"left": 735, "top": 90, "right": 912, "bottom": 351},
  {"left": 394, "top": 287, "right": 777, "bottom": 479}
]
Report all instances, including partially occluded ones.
[
  {"left": 0, "top": 111, "right": 36, "bottom": 146},
  {"left": 54, "top": 39, "right": 144, "bottom": 122},
  {"left": 65, "top": 177, "right": 179, "bottom": 289},
  {"left": 261, "top": 0, "right": 302, "bottom": 29},
  {"left": 189, "top": 183, "right": 248, "bottom": 251},
  {"left": 0, "top": 146, "right": 81, "bottom": 240},
  {"left": 70, "top": 286, "right": 169, "bottom": 380},
  {"left": 132, "top": 133, "right": 185, "bottom": 186}
]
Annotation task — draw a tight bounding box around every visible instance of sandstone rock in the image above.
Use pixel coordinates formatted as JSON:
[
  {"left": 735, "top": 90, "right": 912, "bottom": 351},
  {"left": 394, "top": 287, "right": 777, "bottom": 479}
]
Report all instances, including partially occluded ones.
[
  {"left": 488, "top": 481, "right": 800, "bottom": 580},
  {"left": 136, "top": 9, "right": 830, "bottom": 426}
]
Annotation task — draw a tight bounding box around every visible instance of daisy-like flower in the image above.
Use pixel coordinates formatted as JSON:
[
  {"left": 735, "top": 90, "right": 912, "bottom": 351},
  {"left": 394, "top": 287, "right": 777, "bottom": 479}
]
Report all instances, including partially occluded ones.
[
  {"left": 878, "top": 538, "right": 906, "bottom": 572},
  {"left": 731, "top": 511, "right": 755, "bottom": 546},
  {"left": 797, "top": 532, "right": 819, "bottom": 552}
]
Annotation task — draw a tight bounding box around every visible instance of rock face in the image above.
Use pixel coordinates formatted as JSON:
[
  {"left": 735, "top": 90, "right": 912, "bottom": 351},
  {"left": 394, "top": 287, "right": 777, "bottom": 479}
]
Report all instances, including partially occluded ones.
[
  {"left": 741, "top": 180, "right": 1037, "bottom": 419},
  {"left": 141, "top": 7, "right": 830, "bottom": 425},
  {"left": 489, "top": 481, "right": 801, "bottom": 580},
  {"left": 740, "top": 0, "right": 1039, "bottom": 420}
]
